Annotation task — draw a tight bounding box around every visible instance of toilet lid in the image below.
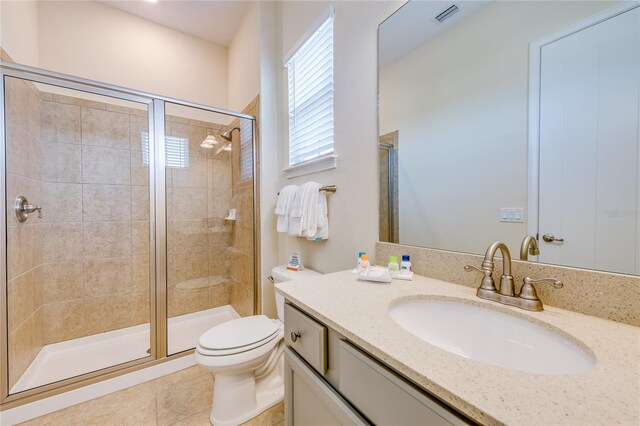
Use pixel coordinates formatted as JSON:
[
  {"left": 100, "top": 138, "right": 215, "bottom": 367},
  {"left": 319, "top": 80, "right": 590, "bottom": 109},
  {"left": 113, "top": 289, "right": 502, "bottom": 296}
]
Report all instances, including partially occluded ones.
[{"left": 198, "top": 315, "right": 279, "bottom": 352}]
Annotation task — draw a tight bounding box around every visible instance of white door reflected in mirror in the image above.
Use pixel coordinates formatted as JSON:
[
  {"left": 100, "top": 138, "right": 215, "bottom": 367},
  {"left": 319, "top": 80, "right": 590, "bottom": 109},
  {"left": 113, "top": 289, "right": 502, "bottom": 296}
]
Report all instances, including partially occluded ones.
[
  {"left": 536, "top": 6, "right": 640, "bottom": 275},
  {"left": 378, "top": 1, "right": 640, "bottom": 275}
]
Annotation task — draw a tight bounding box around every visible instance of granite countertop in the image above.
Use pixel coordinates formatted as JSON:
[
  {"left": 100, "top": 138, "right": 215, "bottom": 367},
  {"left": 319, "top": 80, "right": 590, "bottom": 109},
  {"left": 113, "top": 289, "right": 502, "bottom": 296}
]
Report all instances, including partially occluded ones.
[{"left": 275, "top": 270, "right": 640, "bottom": 425}]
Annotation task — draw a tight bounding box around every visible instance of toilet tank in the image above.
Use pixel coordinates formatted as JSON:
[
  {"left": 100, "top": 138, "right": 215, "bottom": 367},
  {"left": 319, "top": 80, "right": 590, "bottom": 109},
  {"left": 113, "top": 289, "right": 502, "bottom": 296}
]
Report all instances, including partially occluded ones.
[{"left": 272, "top": 265, "right": 321, "bottom": 322}]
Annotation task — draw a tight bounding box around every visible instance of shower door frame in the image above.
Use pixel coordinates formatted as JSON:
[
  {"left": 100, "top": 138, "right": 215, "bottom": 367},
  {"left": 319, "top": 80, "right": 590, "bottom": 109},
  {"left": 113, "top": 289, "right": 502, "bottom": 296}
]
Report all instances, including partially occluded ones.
[{"left": 0, "top": 61, "right": 259, "bottom": 409}]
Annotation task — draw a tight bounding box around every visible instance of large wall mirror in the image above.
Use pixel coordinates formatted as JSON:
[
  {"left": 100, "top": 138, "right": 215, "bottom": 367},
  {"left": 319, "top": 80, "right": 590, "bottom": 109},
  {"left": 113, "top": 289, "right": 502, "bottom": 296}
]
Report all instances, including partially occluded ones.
[{"left": 378, "top": 1, "right": 640, "bottom": 275}]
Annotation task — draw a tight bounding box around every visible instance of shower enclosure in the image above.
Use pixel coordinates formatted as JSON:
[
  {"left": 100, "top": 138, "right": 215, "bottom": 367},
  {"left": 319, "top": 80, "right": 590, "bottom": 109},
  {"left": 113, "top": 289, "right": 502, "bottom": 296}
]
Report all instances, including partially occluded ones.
[
  {"left": 0, "top": 62, "right": 258, "bottom": 406},
  {"left": 379, "top": 131, "right": 398, "bottom": 244}
]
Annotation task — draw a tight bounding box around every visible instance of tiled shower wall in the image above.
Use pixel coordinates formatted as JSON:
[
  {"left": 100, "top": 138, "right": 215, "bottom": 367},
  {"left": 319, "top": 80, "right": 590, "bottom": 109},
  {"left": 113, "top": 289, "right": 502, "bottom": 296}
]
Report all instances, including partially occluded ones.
[
  {"left": 38, "top": 96, "right": 240, "bottom": 339},
  {"left": 5, "top": 76, "right": 44, "bottom": 389},
  {"left": 166, "top": 115, "right": 234, "bottom": 318},
  {"left": 38, "top": 93, "right": 151, "bottom": 344}
]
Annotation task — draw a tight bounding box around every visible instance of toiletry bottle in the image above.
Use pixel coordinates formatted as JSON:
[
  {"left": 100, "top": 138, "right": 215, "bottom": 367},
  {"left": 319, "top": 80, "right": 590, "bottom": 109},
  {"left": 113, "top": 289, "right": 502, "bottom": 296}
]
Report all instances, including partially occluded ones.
[
  {"left": 358, "top": 254, "right": 370, "bottom": 272},
  {"left": 401, "top": 255, "right": 412, "bottom": 272},
  {"left": 388, "top": 256, "right": 399, "bottom": 275},
  {"left": 357, "top": 251, "right": 366, "bottom": 269}
]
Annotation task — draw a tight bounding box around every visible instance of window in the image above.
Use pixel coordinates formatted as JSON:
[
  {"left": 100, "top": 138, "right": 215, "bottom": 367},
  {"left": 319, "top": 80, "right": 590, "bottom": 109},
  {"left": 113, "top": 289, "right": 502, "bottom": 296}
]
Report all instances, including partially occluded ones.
[
  {"left": 240, "top": 119, "right": 253, "bottom": 181},
  {"left": 141, "top": 132, "right": 189, "bottom": 169},
  {"left": 286, "top": 15, "right": 334, "bottom": 169}
]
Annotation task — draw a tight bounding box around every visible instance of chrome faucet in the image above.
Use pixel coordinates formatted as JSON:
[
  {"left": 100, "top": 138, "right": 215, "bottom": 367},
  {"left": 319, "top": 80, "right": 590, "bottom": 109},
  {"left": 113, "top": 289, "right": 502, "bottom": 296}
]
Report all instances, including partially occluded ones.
[
  {"left": 465, "top": 241, "right": 563, "bottom": 311},
  {"left": 520, "top": 235, "right": 540, "bottom": 260},
  {"left": 464, "top": 241, "right": 516, "bottom": 297}
]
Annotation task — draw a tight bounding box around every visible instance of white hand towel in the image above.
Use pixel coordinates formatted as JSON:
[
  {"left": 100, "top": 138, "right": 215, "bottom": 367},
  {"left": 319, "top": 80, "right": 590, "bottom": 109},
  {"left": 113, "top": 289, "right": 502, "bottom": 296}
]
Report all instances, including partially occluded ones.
[
  {"left": 302, "top": 182, "right": 322, "bottom": 238},
  {"left": 307, "top": 190, "right": 329, "bottom": 241},
  {"left": 288, "top": 182, "right": 322, "bottom": 237},
  {"left": 288, "top": 185, "right": 305, "bottom": 236},
  {"left": 275, "top": 185, "right": 298, "bottom": 233}
]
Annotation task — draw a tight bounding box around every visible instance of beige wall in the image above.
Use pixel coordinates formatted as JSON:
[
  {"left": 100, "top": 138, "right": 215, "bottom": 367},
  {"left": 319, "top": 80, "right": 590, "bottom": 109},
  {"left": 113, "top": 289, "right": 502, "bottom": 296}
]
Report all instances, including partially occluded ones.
[
  {"left": 5, "top": 76, "right": 44, "bottom": 389},
  {"left": 379, "top": 1, "right": 615, "bottom": 255},
  {"left": 37, "top": 1, "right": 228, "bottom": 108},
  {"left": 0, "top": 0, "right": 39, "bottom": 67},
  {"left": 0, "top": 1, "right": 229, "bottom": 109},
  {"left": 257, "top": 1, "right": 280, "bottom": 318},
  {"left": 228, "top": 2, "right": 261, "bottom": 112},
  {"left": 272, "top": 1, "right": 403, "bottom": 275}
]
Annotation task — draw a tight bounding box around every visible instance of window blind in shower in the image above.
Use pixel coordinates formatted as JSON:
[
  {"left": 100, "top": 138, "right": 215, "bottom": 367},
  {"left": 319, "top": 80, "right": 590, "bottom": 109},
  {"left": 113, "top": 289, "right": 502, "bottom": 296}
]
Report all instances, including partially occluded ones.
[
  {"left": 141, "top": 132, "right": 189, "bottom": 169},
  {"left": 286, "top": 15, "right": 334, "bottom": 167},
  {"left": 240, "top": 119, "right": 253, "bottom": 181}
]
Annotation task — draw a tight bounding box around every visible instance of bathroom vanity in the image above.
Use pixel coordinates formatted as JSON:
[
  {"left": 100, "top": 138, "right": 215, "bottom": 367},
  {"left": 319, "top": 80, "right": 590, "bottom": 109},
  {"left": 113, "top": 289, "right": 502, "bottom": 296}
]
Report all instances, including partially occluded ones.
[
  {"left": 283, "top": 302, "right": 470, "bottom": 425},
  {"left": 277, "top": 271, "right": 640, "bottom": 425}
]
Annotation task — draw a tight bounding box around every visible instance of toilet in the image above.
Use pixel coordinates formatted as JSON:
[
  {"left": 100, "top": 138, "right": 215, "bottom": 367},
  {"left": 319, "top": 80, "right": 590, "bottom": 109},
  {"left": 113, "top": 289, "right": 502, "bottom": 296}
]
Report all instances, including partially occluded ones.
[{"left": 195, "top": 265, "right": 321, "bottom": 426}]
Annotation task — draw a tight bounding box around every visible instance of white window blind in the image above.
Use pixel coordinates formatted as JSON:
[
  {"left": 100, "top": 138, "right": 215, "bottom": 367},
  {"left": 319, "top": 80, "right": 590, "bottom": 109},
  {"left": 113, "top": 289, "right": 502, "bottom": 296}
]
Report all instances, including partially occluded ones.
[
  {"left": 141, "top": 132, "right": 189, "bottom": 169},
  {"left": 240, "top": 119, "right": 253, "bottom": 181},
  {"left": 286, "top": 15, "right": 334, "bottom": 167}
]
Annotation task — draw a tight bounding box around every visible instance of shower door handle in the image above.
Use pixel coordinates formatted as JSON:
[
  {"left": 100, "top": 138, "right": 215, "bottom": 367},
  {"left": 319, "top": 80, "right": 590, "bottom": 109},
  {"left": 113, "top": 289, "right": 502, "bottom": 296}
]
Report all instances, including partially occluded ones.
[{"left": 14, "top": 196, "right": 42, "bottom": 223}]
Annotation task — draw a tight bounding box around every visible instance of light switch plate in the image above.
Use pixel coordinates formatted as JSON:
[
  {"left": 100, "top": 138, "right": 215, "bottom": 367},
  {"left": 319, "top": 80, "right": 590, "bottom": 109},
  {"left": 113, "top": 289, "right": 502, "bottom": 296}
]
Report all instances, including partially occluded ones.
[{"left": 500, "top": 208, "right": 524, "bottom": 223}]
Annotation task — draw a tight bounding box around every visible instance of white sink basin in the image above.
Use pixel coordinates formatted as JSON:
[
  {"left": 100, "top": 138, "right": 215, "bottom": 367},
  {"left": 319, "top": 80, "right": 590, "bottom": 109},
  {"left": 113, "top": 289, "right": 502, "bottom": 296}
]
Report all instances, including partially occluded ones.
[{"left": 389, "top": 299, "right": 596, "bottom": 375}]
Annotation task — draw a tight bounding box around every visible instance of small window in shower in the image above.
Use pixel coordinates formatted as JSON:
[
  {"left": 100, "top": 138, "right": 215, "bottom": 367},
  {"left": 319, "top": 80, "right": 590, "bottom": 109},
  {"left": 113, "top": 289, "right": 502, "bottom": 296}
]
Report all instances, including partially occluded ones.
[
  {"left": 141, "top": 132, "right": 189, "bottom": 168},
  {"left": 240, "top": 118, "right": 253, "bottom": 181}
]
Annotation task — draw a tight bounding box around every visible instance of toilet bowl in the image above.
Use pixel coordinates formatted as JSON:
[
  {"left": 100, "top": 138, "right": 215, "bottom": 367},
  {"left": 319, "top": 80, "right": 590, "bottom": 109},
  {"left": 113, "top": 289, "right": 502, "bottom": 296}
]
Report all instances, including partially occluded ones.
[{"left": 195, "top": 265, "right": 320, "bottom": 426}]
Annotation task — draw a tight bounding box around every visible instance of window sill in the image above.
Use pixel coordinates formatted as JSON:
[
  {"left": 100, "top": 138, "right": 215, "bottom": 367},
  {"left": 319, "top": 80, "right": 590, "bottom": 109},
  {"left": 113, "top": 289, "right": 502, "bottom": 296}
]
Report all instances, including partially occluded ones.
[{"left": 284, "top": 154, "right": 337, "bottom": 179}]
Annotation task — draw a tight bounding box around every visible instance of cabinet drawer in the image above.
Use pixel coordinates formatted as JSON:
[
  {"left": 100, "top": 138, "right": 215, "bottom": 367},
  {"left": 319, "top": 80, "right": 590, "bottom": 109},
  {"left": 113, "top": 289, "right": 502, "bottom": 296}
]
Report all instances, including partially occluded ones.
[
  {"left": 339, "top": 340, "right": 470, "bottom": 426},
  {"left": 284, "top": 347, "right": 367, "bottom": 426},
  {"left": 284, "top": 303, "right": 327, "bottom": 374}
]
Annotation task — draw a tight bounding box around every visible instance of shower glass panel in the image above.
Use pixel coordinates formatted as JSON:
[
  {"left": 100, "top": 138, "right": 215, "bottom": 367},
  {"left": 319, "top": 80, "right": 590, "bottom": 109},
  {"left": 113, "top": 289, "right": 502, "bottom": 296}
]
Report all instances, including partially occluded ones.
[
  {"left": 3, "top": 76, "right": 153, "bottom": 394},
  {"left": 164, "top": 102, "right": 255, "bottom": 356}
]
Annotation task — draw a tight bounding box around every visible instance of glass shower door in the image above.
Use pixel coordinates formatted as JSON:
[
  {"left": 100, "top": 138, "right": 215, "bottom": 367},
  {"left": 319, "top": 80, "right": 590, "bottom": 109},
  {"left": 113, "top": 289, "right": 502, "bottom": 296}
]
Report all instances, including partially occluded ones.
[
  {"left": 3, "top": 76, "right": 155, "bottom": 394},
  {"left": 163, "top": 102, "right": 256, "bottom": 355}
]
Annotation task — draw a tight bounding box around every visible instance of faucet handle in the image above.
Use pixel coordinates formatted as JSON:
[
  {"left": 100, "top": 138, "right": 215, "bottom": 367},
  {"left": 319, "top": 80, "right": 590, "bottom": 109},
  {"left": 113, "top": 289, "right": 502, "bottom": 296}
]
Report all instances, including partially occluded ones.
[
  {"left": 524, "top": 277, "right": 563, "bottom": 288},
  {"left": 465, "top": 264, "right": 497, "bottom": 293},
  {"left": 464, "top": 264, "right": 484, "bottom": 274},
  {"left": 519, "top": 276, "right": 563, "bottom": 301}
]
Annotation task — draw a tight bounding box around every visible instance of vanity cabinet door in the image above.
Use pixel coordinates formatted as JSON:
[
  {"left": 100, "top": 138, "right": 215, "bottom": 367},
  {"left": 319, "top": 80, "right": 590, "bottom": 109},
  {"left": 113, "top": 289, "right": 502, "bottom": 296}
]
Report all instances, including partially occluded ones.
[
  {"left": 339, "top": 340, "right": 470, "bottom": 426},
  {"left": 284, "top": 346, "right": 368, "bottom": 426}
]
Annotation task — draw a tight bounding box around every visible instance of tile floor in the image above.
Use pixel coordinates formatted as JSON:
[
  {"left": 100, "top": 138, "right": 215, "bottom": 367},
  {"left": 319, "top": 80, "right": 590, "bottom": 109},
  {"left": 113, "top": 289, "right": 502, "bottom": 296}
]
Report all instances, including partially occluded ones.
[{"left": 20, "top": 365, "right": 284, "bottom": 426}]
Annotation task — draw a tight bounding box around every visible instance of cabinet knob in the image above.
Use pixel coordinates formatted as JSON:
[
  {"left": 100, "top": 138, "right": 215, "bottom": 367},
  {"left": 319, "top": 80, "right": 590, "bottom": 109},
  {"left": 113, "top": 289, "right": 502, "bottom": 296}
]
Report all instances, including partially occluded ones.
[{"left": 290, "top": 331, "right": 301, "bottom": 342}]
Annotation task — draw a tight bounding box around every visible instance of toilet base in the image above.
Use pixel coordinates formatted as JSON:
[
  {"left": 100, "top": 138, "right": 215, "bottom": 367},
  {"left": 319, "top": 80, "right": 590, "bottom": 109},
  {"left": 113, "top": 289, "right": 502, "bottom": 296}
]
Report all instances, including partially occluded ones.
[{"left": 209, "top": 355, "right": 284, "bottom": 426}]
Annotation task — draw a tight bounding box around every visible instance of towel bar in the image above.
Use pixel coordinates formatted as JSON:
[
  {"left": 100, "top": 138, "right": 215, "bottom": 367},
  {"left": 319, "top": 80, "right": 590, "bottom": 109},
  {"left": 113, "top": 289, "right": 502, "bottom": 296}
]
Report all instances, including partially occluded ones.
[
  {"left": 320, "top": 185, "right": 337, "bottom": 193},
  {"left": 278, "top": 185, "right": 337, "bottom": 195}
]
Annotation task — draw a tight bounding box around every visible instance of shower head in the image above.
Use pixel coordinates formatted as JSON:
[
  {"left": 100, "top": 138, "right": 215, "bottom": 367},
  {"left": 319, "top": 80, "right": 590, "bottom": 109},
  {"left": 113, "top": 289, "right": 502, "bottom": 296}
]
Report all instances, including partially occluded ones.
[
  {"left": 213, "top": 127, "right": 240, "bottom": 155},
  {"left": 216, "top": 127, "right": 240, "bottom": 144}
]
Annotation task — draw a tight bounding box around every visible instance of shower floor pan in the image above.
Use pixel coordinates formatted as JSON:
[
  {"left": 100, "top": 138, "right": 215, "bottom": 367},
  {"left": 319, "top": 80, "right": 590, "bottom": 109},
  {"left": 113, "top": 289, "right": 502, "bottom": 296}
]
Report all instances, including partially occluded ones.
[{"left": 11, "top": 305, "right": 240, "bottom": 394}]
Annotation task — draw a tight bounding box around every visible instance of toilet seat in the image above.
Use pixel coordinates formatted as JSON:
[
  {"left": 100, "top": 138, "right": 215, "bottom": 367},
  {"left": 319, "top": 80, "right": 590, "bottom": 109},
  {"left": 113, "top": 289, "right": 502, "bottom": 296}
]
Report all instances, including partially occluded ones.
[
  {"left": 195, "top": 331, "right": 284, "bottom": 371},
  {"left": 197, "top": 315, "right": 282, "bottom": 357}
]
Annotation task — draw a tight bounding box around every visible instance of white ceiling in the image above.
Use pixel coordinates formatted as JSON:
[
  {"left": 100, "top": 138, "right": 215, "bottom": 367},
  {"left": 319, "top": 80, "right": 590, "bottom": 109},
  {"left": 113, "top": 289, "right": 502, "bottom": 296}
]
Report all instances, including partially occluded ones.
[
  {"left": 379, "top": 1, "right": 489, "bottom": 67},
  {"left": 99, "top": 0, "right": 250, "bottom": 47}
]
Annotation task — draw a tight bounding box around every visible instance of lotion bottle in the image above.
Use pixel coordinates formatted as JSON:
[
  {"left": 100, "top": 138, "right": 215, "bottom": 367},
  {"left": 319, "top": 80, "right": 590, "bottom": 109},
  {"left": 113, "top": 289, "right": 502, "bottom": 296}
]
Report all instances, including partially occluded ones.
[
  {"left": 388, "top": 256, "right": 399, "bottom": 275},
  {"left": 358, "top": 254, "right": 370, "bottom": 272},
  {"left": 400, "top": 255, "right": 412, "bottom": 272}
]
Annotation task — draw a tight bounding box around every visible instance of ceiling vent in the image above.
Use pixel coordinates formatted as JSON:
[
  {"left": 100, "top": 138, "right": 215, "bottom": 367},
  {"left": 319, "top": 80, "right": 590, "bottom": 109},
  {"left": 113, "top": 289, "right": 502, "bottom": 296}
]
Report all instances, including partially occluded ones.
[{"left": 434, "top": 4, "right": 459, "bottom": 23}]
